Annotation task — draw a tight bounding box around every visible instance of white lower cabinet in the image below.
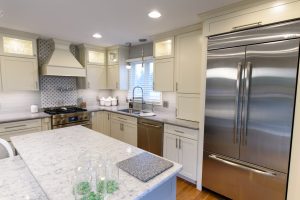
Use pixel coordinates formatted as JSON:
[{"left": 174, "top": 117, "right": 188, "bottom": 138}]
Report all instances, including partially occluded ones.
[
  {"left": 110, "top": 113, "right": 137, "bottom": 146},
  {"left": 92, "top": 111, "right": 111, "bottom": 136},
  {"left": 164, "top": 124, "right": 198, "bottom": 182},
  {"left": 0, "top": 118, "right": 48, "bottom": 159}
]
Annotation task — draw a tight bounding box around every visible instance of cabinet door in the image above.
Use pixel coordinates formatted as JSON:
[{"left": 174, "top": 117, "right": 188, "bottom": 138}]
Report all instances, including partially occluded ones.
[
  {"left": 163, "top": 133, "right": 178, "bottom": 163},
  {"left": 99, "top": 111, "right": 111, "bottom": 136},
  {"left": 87, "top": 50, "right": 106, "bottom": 65},
  {"left": 1, "top": 35, "right": 37, "bottom": 58},
  {"left": 107, "top": 49, "right": 119, "bottom": 65},
  {"left": 154, "top": 37, "right": 174, "bottom": 59},
  {"left": 178, "top": 137, "right": 198, "bottom": 180},
  {"left": 123, "top": 123, "right": 137, "bottom": 146},
  {"left": 110, "top": 119, "right": 123, "bottom": 141},
  {"left": 154, "top": 58, "right": 174, "bottom": 91},
  {"left": 86, "top": 65, "right": 106, "bottom": 89},
  {"left": 175, "top": 30, "right": 202, "bottom": 93},
  {"left": 107, "top": 65, "right": 119, "bottom": 89},
  {"left": 0, "top": 56, "right": 38, "bottom": 91},
  {"left": 177, "top": 93, "right": 200, "bottom": 122},
  {"left": 204, "top": 1, "right": 300, "bottom": 36}
]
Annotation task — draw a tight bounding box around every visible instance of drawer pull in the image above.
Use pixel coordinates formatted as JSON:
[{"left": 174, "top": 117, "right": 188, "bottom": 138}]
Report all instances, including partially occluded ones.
[
  {"left": 4, "top": 125, "right": 27, "bottom": 129},
  {"left": 232, "top": 22, "right": 262, "bottom": 30},
  {"left": 118, "top": 117, "right": 127, "bottom": 121},
  {"left": 174, "top": 130, "right": 184, "bottom": 134}
]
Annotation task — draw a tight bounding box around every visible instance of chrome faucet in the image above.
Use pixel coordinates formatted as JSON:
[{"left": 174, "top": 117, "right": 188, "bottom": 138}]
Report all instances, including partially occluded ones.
[{"left": 132, "top": 86, "right": 144, "bottom": 111}]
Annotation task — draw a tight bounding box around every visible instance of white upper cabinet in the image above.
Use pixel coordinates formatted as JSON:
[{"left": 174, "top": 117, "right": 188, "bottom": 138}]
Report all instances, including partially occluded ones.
[
  {"left": 153, "top": 37, "right": 174, "bottom": 59},
  {"left": 0, "top": 34, "right": 37, "bottom": 58},
  {"left": 0, "top": 56, "right": 39, "bottom": 91},
  {"left": 86, "top": 65, "right": 106, "bottom": 89},
  {"left": 154, "top": 58, "right": 174, "bottom": 91},
  {"left": 203, "top": 0, "right": 300, "bottom": 36},
  {"left": 0, "top": 32, "right": 38, "bottom": 91},
  {"left": 78, "top": 45, "right": 107, "bottom": 89},
  {"left": 175, "top": 30, "right": 202, "bottom": 94},
  {"left": 106, "top": 46, "right": 129, "bottom": 90},
  {"left": 87, "top": 50, "right": 106, "bottom": 65}
]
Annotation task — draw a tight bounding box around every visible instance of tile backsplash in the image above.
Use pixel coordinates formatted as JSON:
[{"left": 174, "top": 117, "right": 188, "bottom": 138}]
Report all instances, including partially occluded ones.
[{"left": 40, "top": 76, "right": 78, "bottom": 108}]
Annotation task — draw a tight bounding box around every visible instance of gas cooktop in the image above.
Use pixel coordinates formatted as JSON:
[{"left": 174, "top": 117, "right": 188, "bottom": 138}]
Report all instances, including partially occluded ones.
[{"left": 44, "top": 106, "right": 87, "bottom": 115}]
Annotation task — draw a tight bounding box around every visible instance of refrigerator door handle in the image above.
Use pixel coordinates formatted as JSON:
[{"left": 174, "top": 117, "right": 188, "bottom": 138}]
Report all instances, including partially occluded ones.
[
  {"left": 208, "top": 154, "right": 276, "bottom": 177},
  {"left": 242, "top": 61, "right": 252, "bottom": 145},
  {"left": 234, "top": 62, "right": 243, "bottom": 144}
]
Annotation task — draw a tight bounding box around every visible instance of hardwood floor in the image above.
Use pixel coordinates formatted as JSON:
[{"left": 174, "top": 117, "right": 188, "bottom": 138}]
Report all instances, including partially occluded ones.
[{"left": 176, "top": 178, "right": 224, "bottom": 200}]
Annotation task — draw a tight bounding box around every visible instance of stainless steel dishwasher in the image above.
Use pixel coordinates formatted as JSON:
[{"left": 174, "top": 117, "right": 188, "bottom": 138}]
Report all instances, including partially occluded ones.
[{"left": 138, "top": 118, "right": 164, "bottom": 156}]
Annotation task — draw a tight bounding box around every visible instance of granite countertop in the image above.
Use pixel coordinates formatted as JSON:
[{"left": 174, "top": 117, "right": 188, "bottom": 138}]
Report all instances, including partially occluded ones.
[
  {"left": 11, "top": 126, "right": 182, "bottom": 200},
  {"left": 0, "top": 112, "right": 51, "bottom": 124},
  {"left": 87, "top": 106, "right": 199, "bottom": 130},
  {"left": 0, "top": 156, "right": 48, "bottom": 200}
]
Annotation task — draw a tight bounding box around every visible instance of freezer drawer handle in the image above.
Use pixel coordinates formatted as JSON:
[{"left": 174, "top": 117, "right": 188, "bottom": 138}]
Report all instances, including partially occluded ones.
[
  {"left": 208, "top": 154, "right": 276, "bottom": 177},
  {"left": 174, "top": 130, "right": 184, "bottom": 134}
]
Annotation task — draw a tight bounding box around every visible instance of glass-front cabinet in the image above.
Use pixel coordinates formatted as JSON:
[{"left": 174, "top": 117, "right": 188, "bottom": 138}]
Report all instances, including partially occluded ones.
[
  {"left": 87, "top": 50, "right": 106, "bottom": 65},
  {"left": 153, "top": 37, "right": 174, "bottom": 59},
  {"left": 0, "top": 34, "right": 37, "bottom": 58},
  {"left": 107, "top": 49, "right": 119, "bottom": 65}
]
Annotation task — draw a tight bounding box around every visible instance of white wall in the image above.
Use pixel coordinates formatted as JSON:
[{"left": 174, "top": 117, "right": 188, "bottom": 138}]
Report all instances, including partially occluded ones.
[{"left": 0, "top": 91, "right": 40, "bottom": 113}]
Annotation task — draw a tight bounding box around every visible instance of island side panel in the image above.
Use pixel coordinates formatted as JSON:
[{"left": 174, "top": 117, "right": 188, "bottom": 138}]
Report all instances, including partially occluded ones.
[{"left": 141, "top": 176, "right": 176, "bottom": 200}]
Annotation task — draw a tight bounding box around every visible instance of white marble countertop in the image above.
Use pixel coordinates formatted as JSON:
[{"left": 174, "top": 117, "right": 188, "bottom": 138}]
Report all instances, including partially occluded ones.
[
  {"left": 0, "top": 112, "right": 50, "bottom": 124},
  {"left": 11, "top": 126, "right": 182, "bottom": 200},
  {"left": 87, "top": 105, "right": 199, "bottom": 130},
  {"left": 0, "top": 156, "right": 47, "bottom": 200}
]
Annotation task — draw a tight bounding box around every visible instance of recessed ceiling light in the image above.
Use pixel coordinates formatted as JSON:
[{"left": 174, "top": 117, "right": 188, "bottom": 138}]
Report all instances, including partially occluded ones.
[
  {"left": 148, "top": 10, "right": 161, "bottom": 19},
  {"left": 92, "top": 33, "right": 102, "bottom": 39}
]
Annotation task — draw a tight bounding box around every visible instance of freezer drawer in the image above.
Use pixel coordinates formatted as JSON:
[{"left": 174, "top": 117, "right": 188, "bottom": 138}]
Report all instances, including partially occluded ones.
[{"left": 202, "top": 151, "right": 287, "bottom": 200}]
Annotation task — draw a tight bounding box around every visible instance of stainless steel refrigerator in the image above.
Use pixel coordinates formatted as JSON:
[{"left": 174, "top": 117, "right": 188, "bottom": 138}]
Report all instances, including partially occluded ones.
[{"left": 203, "top": 20, "right": 300, "bottom": 200}]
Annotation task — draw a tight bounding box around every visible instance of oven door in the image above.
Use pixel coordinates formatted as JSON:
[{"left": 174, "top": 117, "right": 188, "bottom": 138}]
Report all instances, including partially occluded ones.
[{"left": 52, "top": 121, "right": 92, "bottom": 129}]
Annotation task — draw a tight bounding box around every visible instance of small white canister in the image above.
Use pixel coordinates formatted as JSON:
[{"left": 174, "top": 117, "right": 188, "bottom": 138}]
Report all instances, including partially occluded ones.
[
  {"left": 30, "top": 105, "right": 39, "bottom": 113},
  {"left": 100, "top": 97, "right": 105, "bottom": 106},
  {"left": 111, "top": 97, "right": 117, "bottom": 106}
]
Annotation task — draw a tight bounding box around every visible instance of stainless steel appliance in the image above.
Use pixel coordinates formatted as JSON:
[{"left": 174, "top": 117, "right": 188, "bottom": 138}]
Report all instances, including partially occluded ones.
[
  {"left": 138, "top": 118, "right": 164, "bottom": 156},
  {"left": 203, "top": 20, "right": 300, "bottom": 200},
  {"left": 44, "top": 107, "right": 91, "bottom": 129}
]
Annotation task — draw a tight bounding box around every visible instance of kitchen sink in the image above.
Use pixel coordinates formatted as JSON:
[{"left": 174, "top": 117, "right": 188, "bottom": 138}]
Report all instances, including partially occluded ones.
[{"left": 118, "top": 109, "right": 149, "bottom": 115}]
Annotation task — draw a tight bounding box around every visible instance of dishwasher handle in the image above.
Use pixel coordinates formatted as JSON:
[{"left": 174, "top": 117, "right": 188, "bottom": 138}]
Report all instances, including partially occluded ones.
[{"left": 138, "top": 122, "right": 162, "bottom": 129}]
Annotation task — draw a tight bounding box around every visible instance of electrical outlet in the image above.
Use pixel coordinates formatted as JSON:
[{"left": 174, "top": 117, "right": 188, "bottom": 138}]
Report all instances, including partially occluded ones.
[{"left": 163, "top": 101, "right": 169, "bottom": 108}]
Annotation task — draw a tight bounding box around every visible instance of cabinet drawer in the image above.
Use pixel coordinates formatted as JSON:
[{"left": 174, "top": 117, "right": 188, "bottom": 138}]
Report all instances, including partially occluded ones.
[
  {"left": 111, "top": 113, "right": 137, "bottom": 125},
  {"left": 164, "top": 124, "right": 198, "bottom": 140},
  {"left": 204, "top": 0, "right": 300, "bottom": 36},
  {"left": 0, "top": 119, "right": 41, "bottom": 133},
  {"left": 0, "top": 127, "right": 42, "bottom": 142}
]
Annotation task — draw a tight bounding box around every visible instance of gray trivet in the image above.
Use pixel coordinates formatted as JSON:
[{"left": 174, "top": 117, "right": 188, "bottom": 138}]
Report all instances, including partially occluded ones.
[{"left": 117, "top": 152, "right": 174, "bottom": 182}]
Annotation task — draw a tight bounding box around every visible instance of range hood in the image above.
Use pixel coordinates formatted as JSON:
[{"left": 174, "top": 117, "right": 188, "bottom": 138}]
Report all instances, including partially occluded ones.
[{"left": 41, "top": 39, "right": 86, "bottom": 77}]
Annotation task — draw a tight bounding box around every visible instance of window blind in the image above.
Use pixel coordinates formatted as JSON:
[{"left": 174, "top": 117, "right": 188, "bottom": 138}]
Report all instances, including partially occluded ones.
[{"left": 128, "top": 61, "right": 161, "bottom": 103}]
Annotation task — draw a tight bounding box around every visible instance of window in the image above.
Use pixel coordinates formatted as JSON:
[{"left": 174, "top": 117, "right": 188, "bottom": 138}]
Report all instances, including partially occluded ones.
[{"left": 128, "top": 60, "right": 161, "bottom": 103}]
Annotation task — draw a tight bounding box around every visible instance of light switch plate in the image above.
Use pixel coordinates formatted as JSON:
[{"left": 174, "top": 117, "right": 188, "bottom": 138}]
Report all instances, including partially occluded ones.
[{"left": 163, "top": 101, "right": 169, "bottom": 108}]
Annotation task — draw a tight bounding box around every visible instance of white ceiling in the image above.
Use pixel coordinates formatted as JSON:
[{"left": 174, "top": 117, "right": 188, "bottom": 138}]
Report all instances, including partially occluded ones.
[{"left": 0, "top": 0, "right": 241, "bottom": 46}]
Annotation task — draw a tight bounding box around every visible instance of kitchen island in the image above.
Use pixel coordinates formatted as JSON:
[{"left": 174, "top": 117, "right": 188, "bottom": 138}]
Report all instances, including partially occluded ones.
[{"left": 11, "top": 126, "right": 182, "bottom": 200}]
